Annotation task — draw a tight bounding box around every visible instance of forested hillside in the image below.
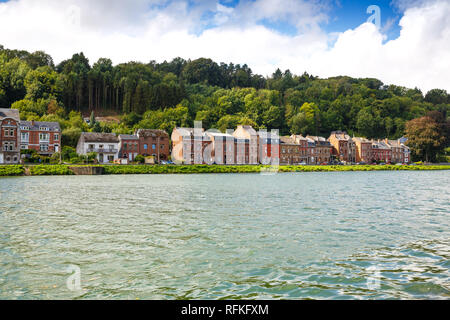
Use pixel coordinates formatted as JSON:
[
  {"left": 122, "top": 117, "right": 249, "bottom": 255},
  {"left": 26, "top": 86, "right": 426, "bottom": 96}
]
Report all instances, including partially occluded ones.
[{"left": 1, "top": 45, "right": 449, "bottom": 150}]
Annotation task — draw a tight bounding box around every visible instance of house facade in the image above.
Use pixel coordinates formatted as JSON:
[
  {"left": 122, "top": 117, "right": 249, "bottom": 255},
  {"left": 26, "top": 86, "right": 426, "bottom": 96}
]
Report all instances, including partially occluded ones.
[
  {"left": 119, "top": 134, "right": 139, "bottom": 162},
  {"left": 353, "top": 137, "right": 373, "bottom": 163},
  {"left": 135, "top": 129, "right": 170, "bottom": 162},
  {"left": 279, "top": 136, "right": 303, "bottom": 165},
  {"left": 371, "top": 140, "right": 392, "bottom": 163},
  {"left": 385, "top": 139, "right": 404, "bottom": 164},
  {"left": 307, "top": 136, "right": 332, "bottom": 164},
  {"left": 258, "top": 130, "right": 280, "bottom": 165},
  {"left": 206, "top": 131, "right": 236, "bottom": 165},
  {"left": 19, "top": 120, "right": 61, "bottom": 156},
  {"left": 171, "top": 127, "right": 212, "bottom": 164},
  {"left": 0, "top": 108, "right": 20, "bottom": 164},
  {"left": 233, "top": 125, "right": 258, "bottom": 164},
  {"left": 328, "top": 131, "right": 356, "bottom": 163},
  {"left": 76, "top": 132, "right": 120, "bottom": 164}
]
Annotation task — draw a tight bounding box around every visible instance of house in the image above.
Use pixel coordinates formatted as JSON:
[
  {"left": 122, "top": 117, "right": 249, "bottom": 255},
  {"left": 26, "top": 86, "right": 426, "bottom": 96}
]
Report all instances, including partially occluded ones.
[
  {"left": 279, "top": 136, "right": 304, "bottom": 165},
  {"left": 135, "top": 129, "right": 170, "bottom": 163},
  {"left": 258, "top": 130, "right": 280, "bottom": 165},
  {"left": 352, "top": 137, "right": 372, "bottom": 163},
  {"left": 76, "top": 132, "right": 120, "bottom": 164},
  {"left": 118, "top": 134, "right": 139, "bottom": 162},
  {"left": 0, "top": 108, "right": 20, "bottom": 164},
  {"left": 206, "top": 131, "right": 236, "bottom": 165},
  {"left": 328, "top": 131, "right": 356, "bottom": 163},
  {"left": 233, "top": 125, "right": 258, "bottom": 164},
  {"left": 385, "top": 139, "right": 404, "bottom": 164},
  {"left": 307, "top": 136, "right": 332, "bottom": 164},
  {"left": 290, "top": 135, "right": 309, "bottom": 163},
  {"left": 19, "top": 120, "right": 61, "bottom": 156},
  {"left": 171, "top": 127, "right": 211, "bottom": 164},
  {"left": 371, "top": 140, "right": 392, "bottom": 163}
]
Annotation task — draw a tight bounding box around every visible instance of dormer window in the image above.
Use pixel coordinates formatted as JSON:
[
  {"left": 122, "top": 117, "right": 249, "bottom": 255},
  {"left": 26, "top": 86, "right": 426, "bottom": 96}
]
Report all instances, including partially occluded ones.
[{"left": 40, "top": 127, "right": 49, "bottom": 131}]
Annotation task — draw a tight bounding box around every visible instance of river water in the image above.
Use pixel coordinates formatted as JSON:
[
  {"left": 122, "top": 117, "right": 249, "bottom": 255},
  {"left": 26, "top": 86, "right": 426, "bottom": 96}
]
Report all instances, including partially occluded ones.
[{"left": 0, "top": 171, "right": 449, "bottom": 299}]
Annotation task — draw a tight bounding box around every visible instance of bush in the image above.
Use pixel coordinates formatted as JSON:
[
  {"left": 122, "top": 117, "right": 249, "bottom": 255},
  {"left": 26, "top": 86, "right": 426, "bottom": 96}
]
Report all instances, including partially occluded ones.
[
  {"left": 134, "top": 155, "right": 145, "bottom": 164},
  {"left": 0, "top": 165, "right": 25, "bottom": 176}
]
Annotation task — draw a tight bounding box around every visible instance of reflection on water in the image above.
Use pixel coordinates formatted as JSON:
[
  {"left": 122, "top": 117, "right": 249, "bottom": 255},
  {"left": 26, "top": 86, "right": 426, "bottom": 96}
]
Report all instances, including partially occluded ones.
[{"left": 0, "top": 171, "right": 449, "bottom": 299}]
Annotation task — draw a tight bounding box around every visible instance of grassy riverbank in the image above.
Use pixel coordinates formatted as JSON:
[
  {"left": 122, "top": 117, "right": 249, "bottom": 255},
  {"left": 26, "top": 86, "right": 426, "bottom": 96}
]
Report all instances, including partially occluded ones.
[{"left": 0, "top": 164, "right": 449, "bottom": 176}]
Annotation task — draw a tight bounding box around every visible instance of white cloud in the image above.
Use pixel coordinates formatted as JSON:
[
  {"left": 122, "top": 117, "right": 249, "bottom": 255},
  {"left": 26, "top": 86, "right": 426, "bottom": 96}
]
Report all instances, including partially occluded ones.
[{"left": 0, "top": 0, "right": 448, "bottom": 93}]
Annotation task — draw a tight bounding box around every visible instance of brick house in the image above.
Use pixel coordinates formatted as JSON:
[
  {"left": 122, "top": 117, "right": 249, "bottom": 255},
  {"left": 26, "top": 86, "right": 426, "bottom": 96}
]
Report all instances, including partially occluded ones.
[
  {"left": 118, "top": 134, "right": 139, "bottom": 162},
  {"left": 19, "top": 120, "right": 61, "bottom": 156},
  {"left": 233, "top": 125, "right": 258, "bottom": 164},
  {"left": 76, "top": 132, "right": 120, "bottom": 164},
  {"left": 371, "top": 140, "right": 392, "bottom": 163},
  {"left": 206, "top": 131, "right": 236, "bottom": 165},
  {"left": 135, "top": 129, "right": 170, "bottom": 163},
  {"left": 171, "top": 127, "right": 212, "bottom": 164},
  {"left": 258, "top": 130, "right": 280, "bottom": 165},
  {"left": 328, "top": 131, "right": 356, "bottom": 163},
  {"left": 290, "top": 135, "right": 309, "bottom": 163},
  {"left": 352, "top": 137, "right": 373, "bottom": 163},
  {"left": 307, "top": 136, "right": 332, "bottom": 164},
  {"left": 0, "top": 108, "right": 20, "bottom": 164},
  {"left": 385, "top": 139, "right": 404, "bottom": 164},
  {"left": 279, "top": 136, "right": 304, "bottom": 165}
]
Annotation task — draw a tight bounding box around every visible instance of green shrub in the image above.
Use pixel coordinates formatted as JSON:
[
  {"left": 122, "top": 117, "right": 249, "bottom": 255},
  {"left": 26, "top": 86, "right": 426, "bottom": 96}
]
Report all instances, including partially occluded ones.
[{"left": 0, "top": 165, "right": 25, "bottom": 176}]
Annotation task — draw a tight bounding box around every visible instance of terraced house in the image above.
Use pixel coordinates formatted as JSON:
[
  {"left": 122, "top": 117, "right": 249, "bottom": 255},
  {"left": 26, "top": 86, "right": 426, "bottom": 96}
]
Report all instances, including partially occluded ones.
[
  {"left": 328, "top": 131, "right": 356, "bottom": 163},
  {"left": 0, "top": 108, "right": 20, "bottom": 164},
  {"left": 19, "top": 120, "right": 61, "bottom": 156},
  {"left": 306, "top": 136, "right": 332, "bottom": 164},
  {"left": 135, "top": 129, "right": 170, "bottom": 162},
  {"left": 77, "top": 132, "right": 120, "bottom": 164}
]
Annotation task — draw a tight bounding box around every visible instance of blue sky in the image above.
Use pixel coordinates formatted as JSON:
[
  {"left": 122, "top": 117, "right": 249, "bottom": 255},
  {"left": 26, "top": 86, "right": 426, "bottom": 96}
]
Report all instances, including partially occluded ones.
[{"left": 0, "top": 0, "right": 448, "bottom": 92}]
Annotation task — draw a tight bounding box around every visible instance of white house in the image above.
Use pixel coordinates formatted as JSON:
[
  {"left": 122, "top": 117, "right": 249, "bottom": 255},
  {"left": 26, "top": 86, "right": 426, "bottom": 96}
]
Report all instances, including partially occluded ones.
[{"left": 76, "top": 132, "right": 119, "bottom": 164}]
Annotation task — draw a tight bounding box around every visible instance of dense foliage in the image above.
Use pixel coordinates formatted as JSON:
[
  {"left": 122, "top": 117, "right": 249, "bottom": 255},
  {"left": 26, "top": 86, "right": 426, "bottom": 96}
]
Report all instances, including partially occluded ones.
[{"left": 1, "top": 45, "right": 448, "bottom": 161}]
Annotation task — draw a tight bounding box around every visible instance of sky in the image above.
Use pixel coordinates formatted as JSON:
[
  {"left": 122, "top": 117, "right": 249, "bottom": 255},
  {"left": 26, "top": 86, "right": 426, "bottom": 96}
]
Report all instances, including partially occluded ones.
[{"left": 0, "top": 0, "right": 449, "bottom": 93}]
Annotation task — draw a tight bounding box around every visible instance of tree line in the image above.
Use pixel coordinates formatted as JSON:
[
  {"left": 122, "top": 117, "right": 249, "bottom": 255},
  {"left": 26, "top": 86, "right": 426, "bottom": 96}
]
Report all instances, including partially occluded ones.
[{"left": 0, "top": 44, "right": 448, "bottom": 161}]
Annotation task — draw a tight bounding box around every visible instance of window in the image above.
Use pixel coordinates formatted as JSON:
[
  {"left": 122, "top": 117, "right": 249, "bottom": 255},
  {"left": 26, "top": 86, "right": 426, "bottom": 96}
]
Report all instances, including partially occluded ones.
[
  {"left": 39, "top": 133, "right": 49, "bottom": 141},
  {"left": 161, "top": 144, "right": 164, "bottom": 149},
  {"left": 40, "top": 144, "right": 49, "bottom": 152},
  {"left": 88, "top": 144, "right": 95, "bottom": 150},
  {"left": 144, "top": 144, "right": 148, "bottom": 150},
  {"left": 4, "top": 129, "right": 9, "bottom": 137},
  {"left": 9, "top": 129, "right": 15, "bottom": 137},
  {"left": 21, "top": 145, "right": 28, "bottom": 150},
  {"left": 124, "top": 143, "right": 128, "bottom": 149},
  {"left": 152, "top": 144, "right": 156, "bottom": 150},
  {"left": 21, "top": 132, "right": 29, "bottom": 141},
  {"left": 40, "top": 127, "right": 49, "bottom": 131},
  {"left": 109, "top": 145, "right": 114, "bottom": 150},
  {"left": 54, "top": 133, "right": 59, "bottom": 141}
]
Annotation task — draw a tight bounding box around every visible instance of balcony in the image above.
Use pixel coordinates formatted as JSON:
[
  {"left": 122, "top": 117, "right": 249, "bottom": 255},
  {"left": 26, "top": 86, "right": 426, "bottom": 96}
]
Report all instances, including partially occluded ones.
[{"left": 87, "top": 148, "right": 118, "bottom": 154}]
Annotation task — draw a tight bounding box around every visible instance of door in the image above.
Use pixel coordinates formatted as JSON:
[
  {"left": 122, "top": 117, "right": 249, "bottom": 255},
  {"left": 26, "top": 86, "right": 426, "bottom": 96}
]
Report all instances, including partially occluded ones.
[{"left": 99, "top": 153, "right": 104, "bottom": 163}]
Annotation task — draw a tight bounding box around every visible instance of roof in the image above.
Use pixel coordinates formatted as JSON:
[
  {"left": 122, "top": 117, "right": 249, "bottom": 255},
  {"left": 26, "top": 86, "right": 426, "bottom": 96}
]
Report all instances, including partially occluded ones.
[
  {"left": 280, "top": 136, "right": 296, "bottom": 145},
  {"left": 20, "top": 121, "right": 61, "bottom": 131},
  {"left": 80, "top": 132, "right": 119, "bottom": 143},
  {"left": 236, "top": 125, "right": 257, "bottom": 135},
  {"left": 352, "top": 137, "right": 371, "bottom": 143},
  {"left": 119, "top": 134, "right": 139, "bottom": 140},
  {"left": 0, "top": 108, "right": 20, "bottom": 121},
  {"left": 135, "top": 129, "right": 168, "bottom": 138},
  {"left": 330, "top": 131, "right": 351, "bottom": 141},
  {"left": 307, "top": 135, "right": 331, "bottom": 146}
]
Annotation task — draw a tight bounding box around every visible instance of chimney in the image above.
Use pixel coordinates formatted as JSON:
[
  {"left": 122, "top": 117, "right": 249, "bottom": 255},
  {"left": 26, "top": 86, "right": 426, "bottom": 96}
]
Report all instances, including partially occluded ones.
[{"left": 31, "top": 120, "right": 35, "bottom": 127}]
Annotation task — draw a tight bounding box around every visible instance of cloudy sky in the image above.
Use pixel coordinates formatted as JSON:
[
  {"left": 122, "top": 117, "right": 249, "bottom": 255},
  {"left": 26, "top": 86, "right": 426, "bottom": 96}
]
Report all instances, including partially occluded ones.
[{"left": 0, "top": 0, "right": 449, "bottom": 92}]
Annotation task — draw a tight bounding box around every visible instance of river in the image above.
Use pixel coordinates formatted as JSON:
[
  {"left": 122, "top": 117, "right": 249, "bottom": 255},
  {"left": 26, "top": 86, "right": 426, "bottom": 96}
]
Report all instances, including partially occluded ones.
[{"left": 0, "top": 171, "right": 449, "bottom": 299}]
